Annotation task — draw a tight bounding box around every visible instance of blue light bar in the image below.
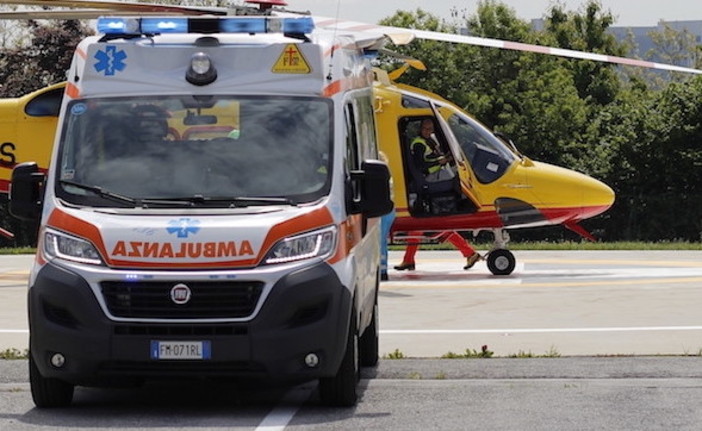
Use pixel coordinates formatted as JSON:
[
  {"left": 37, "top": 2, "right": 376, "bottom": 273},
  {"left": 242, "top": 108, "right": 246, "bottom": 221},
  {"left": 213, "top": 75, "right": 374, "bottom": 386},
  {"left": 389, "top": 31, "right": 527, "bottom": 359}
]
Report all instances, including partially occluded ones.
[
  {"left": 280, "top": 17, "right": 315, "bottom": 34},
  {"left": 97, "top": 17, "right": 140, "bottom": 34},
  {"left": 141, "top": 18, "right": 189, "bottom": 34},
  {"left": 96, "top": 16, "right": 315, "bottom": 36},
  {"left": 220, "top": 17, "right": 267, "bottom": 33}
]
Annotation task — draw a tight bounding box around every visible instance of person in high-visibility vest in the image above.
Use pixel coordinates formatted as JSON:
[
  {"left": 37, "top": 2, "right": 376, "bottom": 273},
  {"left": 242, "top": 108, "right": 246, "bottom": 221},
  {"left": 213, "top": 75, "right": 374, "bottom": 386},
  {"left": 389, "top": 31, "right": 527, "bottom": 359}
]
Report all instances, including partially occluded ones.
[
  {"left": 410, "top": 118, "right": 454, "bottom": 182},
  {"left": 394, "top": 119, "right": 481, "bottom": 271}
]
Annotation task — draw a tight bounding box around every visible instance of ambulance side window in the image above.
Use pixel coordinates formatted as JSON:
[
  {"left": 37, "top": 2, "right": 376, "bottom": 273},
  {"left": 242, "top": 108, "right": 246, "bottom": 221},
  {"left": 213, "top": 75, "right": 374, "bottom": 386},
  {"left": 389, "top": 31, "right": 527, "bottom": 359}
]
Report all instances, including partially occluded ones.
[
  {"left": 355, "top": 94, "right": 378, "bottom": 160},
  {"left": 345, "top": 104, "right": 359, "bottom": 171},
  {"left": 345, "top": 102, "right": 361, "bottom": 204}
]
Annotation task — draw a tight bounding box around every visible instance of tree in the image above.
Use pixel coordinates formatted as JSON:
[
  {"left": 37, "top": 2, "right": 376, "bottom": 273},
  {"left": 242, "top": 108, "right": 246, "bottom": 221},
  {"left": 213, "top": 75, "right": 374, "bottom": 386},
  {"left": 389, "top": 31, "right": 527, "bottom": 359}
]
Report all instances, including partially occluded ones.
[
  {"left": 0, "top": 19, "right": 92, "bottom": 97},
  {"left": 543, "top": 0, "right": 626, "bottom": 106}
]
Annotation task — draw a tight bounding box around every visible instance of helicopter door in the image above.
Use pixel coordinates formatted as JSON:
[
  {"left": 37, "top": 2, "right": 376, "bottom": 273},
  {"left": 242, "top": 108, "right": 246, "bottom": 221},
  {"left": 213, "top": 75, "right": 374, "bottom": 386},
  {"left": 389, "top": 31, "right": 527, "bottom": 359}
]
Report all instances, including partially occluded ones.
[
  {"left": 399, "top": 115, "right": 465, "bottom": 216},
  {"left": 430, "top": 102, "right": 482, "bottom": 210}
]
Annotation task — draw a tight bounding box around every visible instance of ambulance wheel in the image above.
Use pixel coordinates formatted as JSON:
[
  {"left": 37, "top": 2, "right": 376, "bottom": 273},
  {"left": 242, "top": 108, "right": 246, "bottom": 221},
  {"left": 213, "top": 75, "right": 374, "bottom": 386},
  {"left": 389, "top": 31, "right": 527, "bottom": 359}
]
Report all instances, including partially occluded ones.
[
  {"left": 359, "top": 302, "right": 379, "bottom": 367},
  {"left": 29, "top": 352, "right": 74, "bottom": 408},
  {"left": 319, "top": 309, "right": 359, "bottom": 406},
  {"left": 487, "top": 249, "right": 516, "bottom": 276}
]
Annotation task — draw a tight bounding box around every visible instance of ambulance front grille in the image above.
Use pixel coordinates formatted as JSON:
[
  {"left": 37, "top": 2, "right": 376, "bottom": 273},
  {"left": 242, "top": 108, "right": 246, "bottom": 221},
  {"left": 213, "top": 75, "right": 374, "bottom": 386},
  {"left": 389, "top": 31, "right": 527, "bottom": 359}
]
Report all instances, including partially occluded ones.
[{"left": 101, "top": 281, "right": 264, "bottom": 319}]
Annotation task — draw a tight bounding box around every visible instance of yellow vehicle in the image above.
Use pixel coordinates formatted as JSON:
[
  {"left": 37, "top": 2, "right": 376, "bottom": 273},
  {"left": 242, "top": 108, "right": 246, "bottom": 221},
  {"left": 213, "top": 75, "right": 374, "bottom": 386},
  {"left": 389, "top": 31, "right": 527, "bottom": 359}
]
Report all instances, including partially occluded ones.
[
  {"left": 0, "top": 83, "right": 64, "bottom": 195},
  {"left": 372, "top": 66, "right": 614, "bottom": 274}
]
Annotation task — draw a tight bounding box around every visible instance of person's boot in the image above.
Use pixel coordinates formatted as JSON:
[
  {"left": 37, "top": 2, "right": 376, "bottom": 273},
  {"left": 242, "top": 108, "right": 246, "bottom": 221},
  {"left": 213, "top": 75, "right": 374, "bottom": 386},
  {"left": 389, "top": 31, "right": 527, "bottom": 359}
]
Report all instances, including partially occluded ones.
[
  {"left": 463, "top": 253, "right": 482, "bottom": 270},
  {"left": 394, "top": 262, "right": 415, "bottom": 271}
]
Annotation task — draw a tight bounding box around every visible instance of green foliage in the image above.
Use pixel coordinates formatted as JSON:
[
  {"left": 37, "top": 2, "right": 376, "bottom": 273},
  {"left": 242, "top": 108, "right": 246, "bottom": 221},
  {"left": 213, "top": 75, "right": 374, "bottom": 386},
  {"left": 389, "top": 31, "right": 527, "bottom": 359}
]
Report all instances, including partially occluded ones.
[
  {"left": 0, "top": 19, "right": 92, "bottom": 97},
  {"left": 384, "top": 349, "right": 406, "bottom": 359},
  {"left": 441, "top": 345, "right": 494, "bottom": 359},
  {"left": 509, "top": 347, "right": 561, "bottom": 358},
  {"left": 0, "top": 348, "right": 28, "bottom": 360}
]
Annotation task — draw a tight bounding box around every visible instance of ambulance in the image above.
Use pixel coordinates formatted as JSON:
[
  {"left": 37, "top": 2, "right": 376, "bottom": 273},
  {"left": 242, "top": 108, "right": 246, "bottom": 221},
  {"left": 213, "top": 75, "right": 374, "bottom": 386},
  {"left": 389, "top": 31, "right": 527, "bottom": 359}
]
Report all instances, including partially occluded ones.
[{"left": 9, "top": 15, "right": 392, "bottom": 407}]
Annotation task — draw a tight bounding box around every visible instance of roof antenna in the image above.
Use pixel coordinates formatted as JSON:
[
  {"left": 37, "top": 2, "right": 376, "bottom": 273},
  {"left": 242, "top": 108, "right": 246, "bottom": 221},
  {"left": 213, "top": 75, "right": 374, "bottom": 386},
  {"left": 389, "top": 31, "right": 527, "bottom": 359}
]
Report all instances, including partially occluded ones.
[{"left": 326, "top": 0, "right": 343, "bottom": 81}]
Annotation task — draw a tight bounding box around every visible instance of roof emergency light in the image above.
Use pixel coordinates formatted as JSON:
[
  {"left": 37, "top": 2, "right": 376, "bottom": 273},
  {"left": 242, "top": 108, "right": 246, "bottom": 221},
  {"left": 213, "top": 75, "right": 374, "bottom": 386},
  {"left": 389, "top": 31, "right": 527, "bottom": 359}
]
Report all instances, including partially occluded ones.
[
  {"left": 96, "top": 16, "right": 315, "bottom": 36},
  {"left": 141, "top": 17, "right": 189, "bottom": 34},
  {"left": 219, "top": 18, "right": 267, "bottom": 33},
  {"left": 186, "top": 52, "right": 217, "bottom": 86},
  {"left": 97, "top": 17, "right": 140, "bottom": 35}
]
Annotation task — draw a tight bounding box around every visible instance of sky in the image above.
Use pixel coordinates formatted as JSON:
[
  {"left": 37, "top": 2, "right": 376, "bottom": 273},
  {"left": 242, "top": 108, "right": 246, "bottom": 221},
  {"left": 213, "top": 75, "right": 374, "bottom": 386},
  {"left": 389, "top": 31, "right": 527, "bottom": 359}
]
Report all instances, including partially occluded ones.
[{"left": 285, "top": 0, "right": 699, "bottom": 27}]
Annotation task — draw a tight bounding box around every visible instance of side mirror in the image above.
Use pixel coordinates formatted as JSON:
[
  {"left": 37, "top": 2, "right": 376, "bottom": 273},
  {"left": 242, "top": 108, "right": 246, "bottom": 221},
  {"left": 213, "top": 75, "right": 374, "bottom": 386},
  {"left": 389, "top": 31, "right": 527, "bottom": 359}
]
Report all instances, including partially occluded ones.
[
  {"left": 350, "top": 160, "right": 394, "bottom": 218},
  {"left": 9, "top": 162, "right": 44, "bottom": 220}
]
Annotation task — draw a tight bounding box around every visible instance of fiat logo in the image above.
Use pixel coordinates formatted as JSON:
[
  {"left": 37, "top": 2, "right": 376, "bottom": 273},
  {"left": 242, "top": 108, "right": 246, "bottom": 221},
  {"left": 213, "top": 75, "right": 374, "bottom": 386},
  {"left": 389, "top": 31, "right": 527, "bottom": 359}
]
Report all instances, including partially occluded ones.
[{"left": 170, "top": 283, "right": 191, "bottom": 305}]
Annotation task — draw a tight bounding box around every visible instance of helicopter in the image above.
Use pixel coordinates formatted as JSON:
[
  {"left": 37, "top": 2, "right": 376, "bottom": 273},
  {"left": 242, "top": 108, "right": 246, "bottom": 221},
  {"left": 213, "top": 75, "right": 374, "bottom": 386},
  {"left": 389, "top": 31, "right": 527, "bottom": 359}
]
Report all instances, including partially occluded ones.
[{"left": 1, "top": 0, "right": 697, "bottom": 273}]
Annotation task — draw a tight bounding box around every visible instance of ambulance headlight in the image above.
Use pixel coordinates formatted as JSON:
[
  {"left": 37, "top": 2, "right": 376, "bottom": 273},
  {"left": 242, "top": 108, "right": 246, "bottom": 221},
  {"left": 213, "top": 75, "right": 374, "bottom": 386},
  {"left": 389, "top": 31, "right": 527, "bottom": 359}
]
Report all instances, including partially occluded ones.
[
  {"left": 44, "top": 229, "right": 103, "bottom": 266},
  {"left": 186, "top": 52, "right": 217, "bottom": 86},
  {"left": 264, "top": 226, "right": 337, "bottom": 265}
]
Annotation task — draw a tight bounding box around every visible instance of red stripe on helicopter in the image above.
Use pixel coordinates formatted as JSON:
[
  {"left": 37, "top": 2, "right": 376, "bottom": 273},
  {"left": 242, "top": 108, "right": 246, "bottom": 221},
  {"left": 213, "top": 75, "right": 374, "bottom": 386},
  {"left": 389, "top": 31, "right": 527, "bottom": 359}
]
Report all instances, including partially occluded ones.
[
  {"left": 391, "top": 203, "right": 611, "bottom": 232},
  {"left": 0, "top": 179, "right": 9, "bottom": 195}
]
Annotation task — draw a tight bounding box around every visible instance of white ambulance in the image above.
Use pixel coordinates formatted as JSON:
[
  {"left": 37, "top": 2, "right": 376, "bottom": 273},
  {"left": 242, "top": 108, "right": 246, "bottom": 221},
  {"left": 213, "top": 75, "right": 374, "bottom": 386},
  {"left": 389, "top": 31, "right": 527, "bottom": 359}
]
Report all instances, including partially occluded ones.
[{"left": 10, "top": 15, "right": 392, "bottom": 407}]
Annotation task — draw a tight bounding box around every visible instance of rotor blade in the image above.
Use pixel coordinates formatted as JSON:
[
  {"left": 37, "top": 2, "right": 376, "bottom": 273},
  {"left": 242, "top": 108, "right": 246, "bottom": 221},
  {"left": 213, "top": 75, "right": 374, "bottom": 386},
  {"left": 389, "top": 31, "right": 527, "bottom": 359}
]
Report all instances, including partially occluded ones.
[
  {"left": 409, "top": 29, "right": 702, "bottom": 75},
  {"left": 312, "top": 16, "right": 415, "bottom": 46},
  {"left": 312, "top": 17, "right": 702, "bottom": 75}
]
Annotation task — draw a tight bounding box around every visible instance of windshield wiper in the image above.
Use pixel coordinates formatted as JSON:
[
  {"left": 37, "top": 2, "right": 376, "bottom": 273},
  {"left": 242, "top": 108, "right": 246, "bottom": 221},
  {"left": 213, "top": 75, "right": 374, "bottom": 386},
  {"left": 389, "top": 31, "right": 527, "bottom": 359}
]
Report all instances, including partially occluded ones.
[
  {"left": 60, "top": 180, "right": 140, "bottom": 206},
  {"left": 145, "top": 195, "right": 297, "bottom": 207}
]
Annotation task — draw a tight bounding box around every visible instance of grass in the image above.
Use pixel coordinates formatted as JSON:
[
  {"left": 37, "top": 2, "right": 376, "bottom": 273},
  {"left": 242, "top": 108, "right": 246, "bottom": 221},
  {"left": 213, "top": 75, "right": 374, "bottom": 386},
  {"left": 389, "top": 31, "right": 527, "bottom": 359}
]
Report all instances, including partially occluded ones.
[
  {"left": 0, "top": 247, "right": 35, "bottom": 255},
  {"left": 0, "top": 348, "right": 28, "bottom": 360},
  {"left": 384, "top": 346, "right": 563, "bottom": 359},
  {"left": 441, "top": 345, "right": 495, "bottom": 359}
]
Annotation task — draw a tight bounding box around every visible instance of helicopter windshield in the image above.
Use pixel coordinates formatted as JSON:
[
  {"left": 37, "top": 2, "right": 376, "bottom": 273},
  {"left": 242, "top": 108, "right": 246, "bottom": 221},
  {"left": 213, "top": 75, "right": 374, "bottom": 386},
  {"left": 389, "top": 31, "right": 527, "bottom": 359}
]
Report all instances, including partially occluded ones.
[
  {"left": 56, "top": 95, "right": 332, "bottom": 207},
  {"left": 442, "top": 105, "right": 517, "bottom": 184}
]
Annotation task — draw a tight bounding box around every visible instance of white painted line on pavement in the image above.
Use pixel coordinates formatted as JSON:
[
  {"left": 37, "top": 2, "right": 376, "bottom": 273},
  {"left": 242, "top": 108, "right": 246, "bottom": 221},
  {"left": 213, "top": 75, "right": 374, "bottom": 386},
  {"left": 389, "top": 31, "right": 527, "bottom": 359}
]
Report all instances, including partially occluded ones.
[
  {"left": 381, "top": 326, "right": 702, "bottom": 334},
  {"left": 0, "top": 330, "right": 28, "bottom": 333},
  {"left": 255, "top": 385, "right": 313, "bottom": 431}
]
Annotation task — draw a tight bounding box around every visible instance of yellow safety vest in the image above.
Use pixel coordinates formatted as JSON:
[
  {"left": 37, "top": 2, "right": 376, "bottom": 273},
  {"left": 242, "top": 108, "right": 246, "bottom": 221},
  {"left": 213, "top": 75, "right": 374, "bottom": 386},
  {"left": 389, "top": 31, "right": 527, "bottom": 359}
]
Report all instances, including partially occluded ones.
[{"left": 411, "top": 137, "right": 443, "bottom": 174}]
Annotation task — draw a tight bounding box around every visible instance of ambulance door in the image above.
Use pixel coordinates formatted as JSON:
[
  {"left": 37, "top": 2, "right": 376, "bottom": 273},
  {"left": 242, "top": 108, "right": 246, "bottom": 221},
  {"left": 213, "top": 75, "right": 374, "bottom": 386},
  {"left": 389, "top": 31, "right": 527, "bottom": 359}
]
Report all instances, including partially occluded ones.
[{"left": 343, "top": 96, "right": 379, "bottom": 329}]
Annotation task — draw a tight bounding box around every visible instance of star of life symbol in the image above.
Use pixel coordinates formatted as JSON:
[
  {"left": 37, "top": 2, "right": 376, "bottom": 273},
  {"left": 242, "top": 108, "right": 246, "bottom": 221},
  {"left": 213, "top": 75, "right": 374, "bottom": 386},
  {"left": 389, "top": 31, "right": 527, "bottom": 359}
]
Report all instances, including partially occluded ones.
[
  {"left": 166, "top": 218, "right": 201, "bottom": 238},
  {"left": 94, "top": 46, "right": 127, "bottom": 76}
]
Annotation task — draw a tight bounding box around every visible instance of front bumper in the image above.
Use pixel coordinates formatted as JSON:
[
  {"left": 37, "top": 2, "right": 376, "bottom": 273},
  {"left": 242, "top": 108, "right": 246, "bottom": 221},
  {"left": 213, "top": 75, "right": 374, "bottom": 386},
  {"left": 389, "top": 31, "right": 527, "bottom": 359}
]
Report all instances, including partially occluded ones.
[{"left": 29, "top": 260, "right": 351, "bottom": 386}]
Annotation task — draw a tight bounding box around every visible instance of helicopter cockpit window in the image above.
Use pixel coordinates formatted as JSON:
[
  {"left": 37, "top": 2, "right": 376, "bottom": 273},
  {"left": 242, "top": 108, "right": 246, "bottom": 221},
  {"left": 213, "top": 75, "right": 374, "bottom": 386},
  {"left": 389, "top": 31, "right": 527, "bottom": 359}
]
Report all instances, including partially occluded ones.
[
  {"left": 401, "top": 94, "right": 432, "bottom": 109},
  {"left": 24, "top": 87, "right": 64, "bottom": 117},
  {"left": 56, "top": 95, "right": 332, "bottom": 207},
  {"left": 445, "top": 109, "right": 517, "bottom": 184}
]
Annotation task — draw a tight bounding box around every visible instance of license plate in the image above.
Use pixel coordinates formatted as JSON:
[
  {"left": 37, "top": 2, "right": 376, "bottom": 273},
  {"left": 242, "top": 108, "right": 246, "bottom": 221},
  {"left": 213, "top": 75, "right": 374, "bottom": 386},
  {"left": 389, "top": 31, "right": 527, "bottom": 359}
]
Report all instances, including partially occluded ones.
[{"left": 150, "top": 341, "right": 211, "bottom": 360}]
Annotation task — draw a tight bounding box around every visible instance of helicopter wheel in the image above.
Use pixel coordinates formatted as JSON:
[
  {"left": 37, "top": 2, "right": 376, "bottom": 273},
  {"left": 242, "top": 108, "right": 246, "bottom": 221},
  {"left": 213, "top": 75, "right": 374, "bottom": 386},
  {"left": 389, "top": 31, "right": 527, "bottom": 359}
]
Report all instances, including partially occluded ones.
[{"left": 487, "top": 249, "right": 516, "bottom": 276}]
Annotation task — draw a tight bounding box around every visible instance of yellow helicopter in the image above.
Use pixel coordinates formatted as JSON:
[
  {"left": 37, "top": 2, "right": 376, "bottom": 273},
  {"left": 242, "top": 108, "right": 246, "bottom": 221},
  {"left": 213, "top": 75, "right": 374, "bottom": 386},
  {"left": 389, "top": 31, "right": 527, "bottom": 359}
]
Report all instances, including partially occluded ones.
[{"left": 1, "top": 0, "right": 698, "bottom": 273}]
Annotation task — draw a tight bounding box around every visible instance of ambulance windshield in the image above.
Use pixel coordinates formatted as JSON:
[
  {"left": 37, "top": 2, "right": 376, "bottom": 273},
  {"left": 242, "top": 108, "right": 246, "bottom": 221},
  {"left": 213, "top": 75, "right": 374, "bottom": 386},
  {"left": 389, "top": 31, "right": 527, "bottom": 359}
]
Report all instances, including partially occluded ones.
[{"left": 56, "top": 95, "right": 332, "bottom": 207}]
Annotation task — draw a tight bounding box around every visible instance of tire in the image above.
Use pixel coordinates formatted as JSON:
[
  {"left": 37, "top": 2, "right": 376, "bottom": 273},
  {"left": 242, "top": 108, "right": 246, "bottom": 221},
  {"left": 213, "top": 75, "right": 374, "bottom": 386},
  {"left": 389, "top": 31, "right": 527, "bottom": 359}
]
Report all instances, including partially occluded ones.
[
  {"left": 319, "top": 310, "right": 359, "bottom": 407},
  {"left": 487, "top": 249, "right": 516, "bottom": 276},
  {"left": 359, "top": 303, "right": 379, "bottom": 367},
  {"left": 29, "top": 352, "right": 74, "bottom": 408}
]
